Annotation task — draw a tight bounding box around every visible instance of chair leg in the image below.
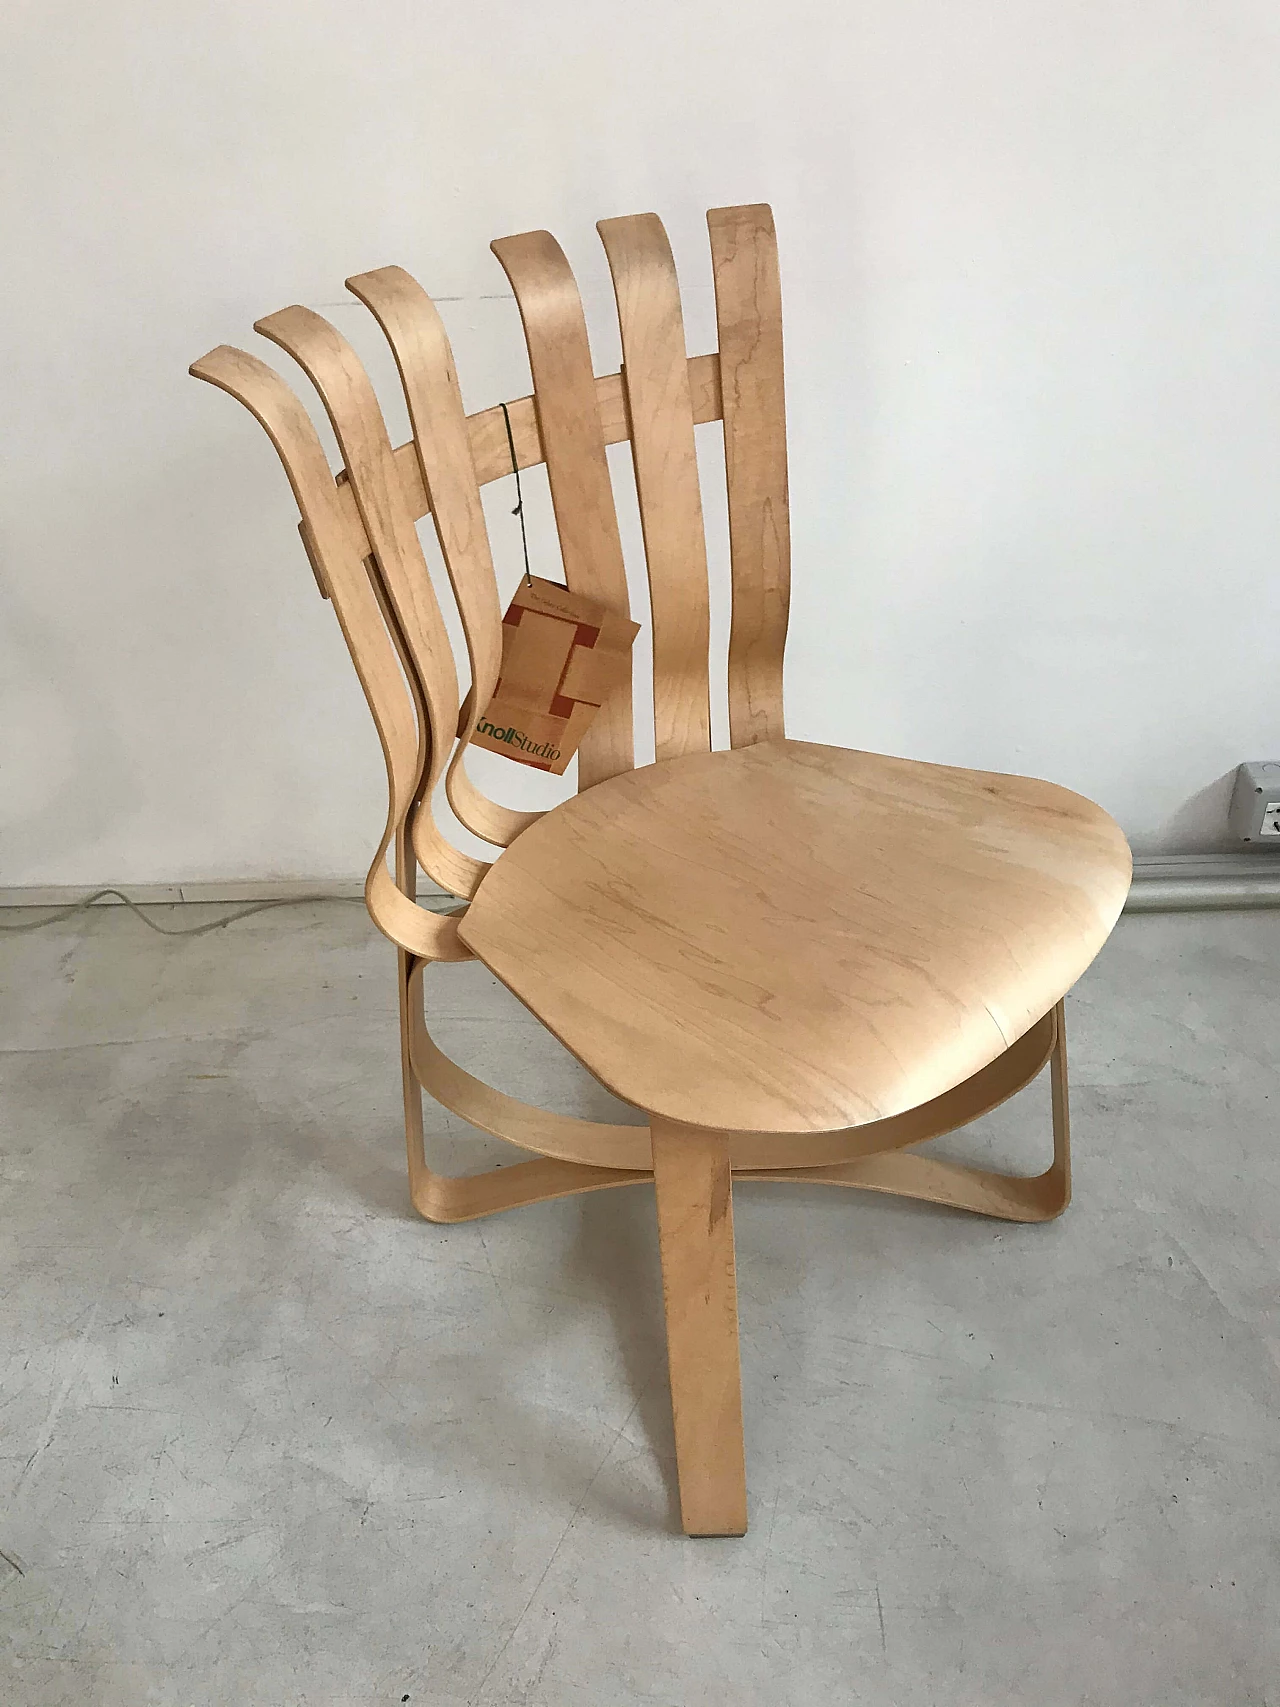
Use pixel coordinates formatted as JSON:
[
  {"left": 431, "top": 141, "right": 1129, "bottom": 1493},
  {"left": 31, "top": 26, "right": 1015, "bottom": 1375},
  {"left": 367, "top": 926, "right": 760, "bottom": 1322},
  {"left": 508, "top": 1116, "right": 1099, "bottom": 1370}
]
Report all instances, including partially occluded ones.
[{"left": 651, "top": 1119, "right": 748, "bottom": 1537}]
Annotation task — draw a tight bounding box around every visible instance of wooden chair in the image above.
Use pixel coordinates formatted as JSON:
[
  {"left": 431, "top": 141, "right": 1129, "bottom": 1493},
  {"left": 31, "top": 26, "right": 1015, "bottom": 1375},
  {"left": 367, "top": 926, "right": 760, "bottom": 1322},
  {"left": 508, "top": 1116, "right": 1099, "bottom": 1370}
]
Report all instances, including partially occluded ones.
[{"left": 191, "top": 205, "right": 1131, "bottom": 1537}]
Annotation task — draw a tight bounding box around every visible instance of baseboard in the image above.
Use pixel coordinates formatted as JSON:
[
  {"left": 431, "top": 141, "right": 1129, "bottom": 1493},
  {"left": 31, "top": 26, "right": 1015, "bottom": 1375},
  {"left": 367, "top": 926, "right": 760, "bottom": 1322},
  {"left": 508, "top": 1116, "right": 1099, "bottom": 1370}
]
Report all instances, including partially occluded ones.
[
  {"left": 1125, "top": 853, "right": 1280, "bottom": 912},
  {"left": 1, "top": 858, "right": 1277, "bottom": 914}
]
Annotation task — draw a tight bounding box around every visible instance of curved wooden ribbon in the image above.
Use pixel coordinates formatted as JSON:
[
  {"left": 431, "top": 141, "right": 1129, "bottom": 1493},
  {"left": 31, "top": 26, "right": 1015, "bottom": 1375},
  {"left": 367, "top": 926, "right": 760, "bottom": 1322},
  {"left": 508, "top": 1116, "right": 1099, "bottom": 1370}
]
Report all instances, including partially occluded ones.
[
  {"left": 252, "top": 305, "right": 490, "bottom": 901},
  {"left": 406, "top": 958, "right": 1063, "bottom": 1182},
  {"left": 188, "top": 344, "right": 470, "bottom": 961},
  {"left": 347, "top": 265, "right": 543, "bottom": 851},
  {"left": 326, "top": 355, "right": 724, "bottom": 548},
  {"left": 748, "top": 1003, "right": 1071, "bottom": 1222},
  {"left": 707, "top": 204, "right": 790, "bottom": 749},
  {"left": 490, "top": 229, "right": 636, "bottom": 789},
  {"left": 598, "top": 213, "right": 712, "bottom": 760},
  {"left": 402, "top": 1002, "right": 1069, "bottom": 1225}
]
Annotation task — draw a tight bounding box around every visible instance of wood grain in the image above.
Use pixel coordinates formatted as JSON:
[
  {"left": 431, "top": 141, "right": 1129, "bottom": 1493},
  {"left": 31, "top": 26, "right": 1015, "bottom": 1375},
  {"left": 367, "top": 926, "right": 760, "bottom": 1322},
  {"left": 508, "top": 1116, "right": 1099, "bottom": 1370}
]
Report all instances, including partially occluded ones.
[
  {"left": 598, "top": 213, "right": 711, "bottom": 759},
  {"left": 751, "top": 1004, "right": 1072, "bottom": 1222},
  {"left": 407, "top": 961, "right": 649, "bottom": 1168},
  {"left": 252, "top": 305, "right": 489, "bottom": 901},
  {"left": 405, "top": 980, "right": 1059, "bottom": 1173},
  {"left": 326, "top": 354, "right": 723, "bottom": 552},
  {"left": 652, "top": 1120, "right": 748, "bottom": 1536},
  {"left": 707, "top": 204, "right": 790, "bottom": 748},
  {"left": 189, "top": 343, "right": 470, "bottom": 960},
  {"left": 490, "top": 229, "right": 635, "bottom": 789},
  {"left": 347, "top": 265, "right": 541, "bottom": 849},
  {"left": 401, "top": 972, "right": 1072, "bottom": 1224},
  {"left": 459, "top": 739, "right": 1132, "bottom": 1134}
]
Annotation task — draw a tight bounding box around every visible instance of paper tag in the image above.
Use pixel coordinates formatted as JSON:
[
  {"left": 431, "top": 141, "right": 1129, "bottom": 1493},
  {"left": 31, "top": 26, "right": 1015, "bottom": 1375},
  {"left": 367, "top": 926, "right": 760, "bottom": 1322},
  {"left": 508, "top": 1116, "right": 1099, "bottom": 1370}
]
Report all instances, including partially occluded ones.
[{"left": 469, "top": 577, "right": 641, "bottom": 774}]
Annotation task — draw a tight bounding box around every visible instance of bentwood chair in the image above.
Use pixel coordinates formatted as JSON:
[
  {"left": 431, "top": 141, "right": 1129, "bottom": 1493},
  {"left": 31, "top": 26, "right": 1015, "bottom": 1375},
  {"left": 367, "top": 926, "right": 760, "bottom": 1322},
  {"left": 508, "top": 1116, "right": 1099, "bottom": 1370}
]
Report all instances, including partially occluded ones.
[{"left": 191, "top": 205, "right": 1131, "bottom": 1536}]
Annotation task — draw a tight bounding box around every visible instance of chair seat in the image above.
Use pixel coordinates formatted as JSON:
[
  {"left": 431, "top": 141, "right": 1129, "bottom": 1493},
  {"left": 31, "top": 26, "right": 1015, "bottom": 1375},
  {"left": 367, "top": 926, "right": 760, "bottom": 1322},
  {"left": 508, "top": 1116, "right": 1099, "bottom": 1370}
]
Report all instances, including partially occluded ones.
[{"left": 458, "top": 740, "right": 1131, "bottom": 1135}]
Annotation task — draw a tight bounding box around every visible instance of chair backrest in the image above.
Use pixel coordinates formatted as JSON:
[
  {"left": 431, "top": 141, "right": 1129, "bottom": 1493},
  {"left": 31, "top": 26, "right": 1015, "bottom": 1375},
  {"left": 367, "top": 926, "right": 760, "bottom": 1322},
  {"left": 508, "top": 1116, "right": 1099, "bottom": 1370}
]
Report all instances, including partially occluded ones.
[{"left": 191, "top": 204, "right": 789, "bottom": 946}]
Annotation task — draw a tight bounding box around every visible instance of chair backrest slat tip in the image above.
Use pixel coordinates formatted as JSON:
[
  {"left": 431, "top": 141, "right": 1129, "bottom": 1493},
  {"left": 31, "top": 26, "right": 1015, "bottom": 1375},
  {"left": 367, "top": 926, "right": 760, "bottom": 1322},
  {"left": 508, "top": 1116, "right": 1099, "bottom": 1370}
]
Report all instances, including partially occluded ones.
[{"left": 192, "top": 202, "right": 792, "bottom": 928}]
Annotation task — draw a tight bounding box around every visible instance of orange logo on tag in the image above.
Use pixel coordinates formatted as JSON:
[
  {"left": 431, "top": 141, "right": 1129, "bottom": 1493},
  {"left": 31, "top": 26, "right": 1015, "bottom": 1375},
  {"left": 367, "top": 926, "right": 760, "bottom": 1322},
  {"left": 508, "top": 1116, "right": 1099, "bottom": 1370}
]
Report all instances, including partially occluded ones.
[{"left": 469, "top": 577, "right": 640, "bottom": 774}]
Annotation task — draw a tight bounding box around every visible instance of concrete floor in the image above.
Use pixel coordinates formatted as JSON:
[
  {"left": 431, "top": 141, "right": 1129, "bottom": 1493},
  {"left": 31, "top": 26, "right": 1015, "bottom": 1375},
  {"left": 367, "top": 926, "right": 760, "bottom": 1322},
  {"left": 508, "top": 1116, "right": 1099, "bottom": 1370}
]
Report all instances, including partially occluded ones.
[{"left": 1, "top": 900, "right": 1278, "bottom": 1706}]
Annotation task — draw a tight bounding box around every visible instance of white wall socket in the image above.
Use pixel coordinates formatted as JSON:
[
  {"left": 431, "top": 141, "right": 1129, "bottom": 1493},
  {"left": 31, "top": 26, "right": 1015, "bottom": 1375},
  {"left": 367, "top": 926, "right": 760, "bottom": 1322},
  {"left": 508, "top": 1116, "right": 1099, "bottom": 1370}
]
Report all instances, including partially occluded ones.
[{"left": 1229, "top": 761, "right": 1280, "bottom": 844}]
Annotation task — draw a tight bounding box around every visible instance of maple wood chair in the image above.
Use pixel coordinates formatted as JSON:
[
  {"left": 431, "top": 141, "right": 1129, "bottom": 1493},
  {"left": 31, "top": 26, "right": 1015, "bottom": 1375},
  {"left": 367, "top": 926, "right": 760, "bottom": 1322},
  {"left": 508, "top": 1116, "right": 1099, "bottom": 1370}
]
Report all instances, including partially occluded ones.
[{"left": 191, "top": 205, "right": 1131, "bottom": 1536}]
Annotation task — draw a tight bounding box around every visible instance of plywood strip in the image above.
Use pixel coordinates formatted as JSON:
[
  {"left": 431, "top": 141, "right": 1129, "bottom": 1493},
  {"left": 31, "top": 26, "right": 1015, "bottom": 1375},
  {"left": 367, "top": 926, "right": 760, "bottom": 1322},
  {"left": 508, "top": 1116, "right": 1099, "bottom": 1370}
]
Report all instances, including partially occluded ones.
[
  {"left": 652, "top": 1120, "right": 748, "bottom": 1536},
  {"left": 746, "top": 1151, "right": 1069, "bottom": 1222},
  {"left": 490, "top": 229, "right": 635, "bottom": 788},
  {"left": 347, "top": 265, "right": 541, "bottom": 850},
  {"left": 407, "top": 961, "right": 649, "bottom": 1166},
  {"left": 405, "top": 975, "right": 1055, "bottom": 1173},
  {"left": 707, "top": 204, "right": 790, "bottom": 747},
  {"left": 725, "top": 1007, "right": 1057, "bottom": 1168},
  {"left": 404, "top": 1145, "right": 1069, "bottom": 1229},
  {"left": 398, "top": 967, "right": 1069, "bottom": 1228},
  {"left": 253, "top": 306, "right": 488, "bottom": 899},
  {"left": 412, "top": 1153, "right": 646, "bottom": 1224},
  {"left": 188, "top": 344, "right": 470, "bottom": 959},
  {"left": 327, "top": 355, "right": 723, "bottom": 546},
  {"left": 747, "top": 1006, "right": 1071, "bottom": 1223},
  {"left": 472, "top": 353, "right": 722, "bottom": 485},
  {"left": 362, "top": 551, "right": 487, "bottom": 900},
  {"left": 598, "top": 214, "right": 711, "bottom": 760}
]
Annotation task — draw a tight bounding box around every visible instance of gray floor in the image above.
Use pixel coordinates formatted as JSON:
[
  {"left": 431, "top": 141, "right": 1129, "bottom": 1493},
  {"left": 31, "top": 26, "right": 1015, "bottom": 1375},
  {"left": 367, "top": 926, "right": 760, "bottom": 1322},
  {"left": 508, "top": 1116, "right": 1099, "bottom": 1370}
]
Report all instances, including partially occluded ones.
[{"left": 1, "top": 900, "right": 1277, "bottom": 1707}]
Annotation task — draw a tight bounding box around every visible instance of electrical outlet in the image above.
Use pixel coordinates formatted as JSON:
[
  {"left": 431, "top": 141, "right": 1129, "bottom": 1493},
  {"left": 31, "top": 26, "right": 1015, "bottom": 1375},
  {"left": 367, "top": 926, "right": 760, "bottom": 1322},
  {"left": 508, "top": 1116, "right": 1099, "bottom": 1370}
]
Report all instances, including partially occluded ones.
[{"left": 1229, "top": 761, "right": 1280, "bottom": 844}]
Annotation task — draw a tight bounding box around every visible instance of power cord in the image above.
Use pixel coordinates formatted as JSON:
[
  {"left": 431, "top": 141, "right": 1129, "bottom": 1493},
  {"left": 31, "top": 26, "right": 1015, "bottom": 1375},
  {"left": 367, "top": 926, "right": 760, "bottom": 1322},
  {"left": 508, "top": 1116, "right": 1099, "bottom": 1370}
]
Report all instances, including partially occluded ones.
[{"left": 0, "top": 888, "right": 459, "bottom": 937}]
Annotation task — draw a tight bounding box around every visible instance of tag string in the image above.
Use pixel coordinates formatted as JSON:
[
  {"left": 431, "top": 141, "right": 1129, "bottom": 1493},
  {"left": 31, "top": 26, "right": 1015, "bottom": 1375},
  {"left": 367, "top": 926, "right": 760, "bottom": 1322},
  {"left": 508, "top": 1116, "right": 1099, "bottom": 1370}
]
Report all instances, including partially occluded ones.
[{"left": 499, "top": 401, "right": 534, "bottom": 588}]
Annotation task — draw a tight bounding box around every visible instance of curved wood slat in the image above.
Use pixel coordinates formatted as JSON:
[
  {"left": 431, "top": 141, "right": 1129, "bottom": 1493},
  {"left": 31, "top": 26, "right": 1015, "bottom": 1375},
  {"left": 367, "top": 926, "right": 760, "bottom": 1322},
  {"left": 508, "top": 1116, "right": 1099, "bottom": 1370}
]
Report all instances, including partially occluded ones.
[
  {"left": 397, "top": 925, "right": 643, "bottom": 1224},
  {"left": 407, "top": 956, "right": 1057, "bottom": 1172},
  {"left": 407, "top": 960, "right": 651, "bottom": 1168},
  {"left": 327, "top": 354, "right": 723, "bottom": 554},
  {"left": 406, "top": 1149, "right": 1070, "bottom": 1228},
  {"left": 465, "top": 356, "right": 722, "bottom": 488},
  {"left": 598, "top": 214, "right": 711, "bottom": 760},
  {"left": 359, "top": 557, "right": 490, "bottom": 902},
  {"left": 410, "top": 1156, "right": 645, "bottom": 1224},
  {"left": 399, "top": 987, "right": 1070, "bottom": 1225},
  {"left": 747, "top": 1004, "right": 1072, "bottom": 1223},
  {"left": 254, "top": 305, "right": 490, "bottom": 900},
  {"left": 707, "top": 204, "right": 790, "bottom": 748},
  {"left": 750, "top": 1153, "right": 1067, "bottom": 1221},
  {"left": 188, "top": 344, "right": 469, "bottom": 961},
  {"left": 346, "top": 265, "right": 541, "bottom": 851},
  {"left": 727, "top": 1008, "right": 1058, "bottom": 1168},
  {"left": 490, "top": 229, "right": 635, "bottom": 789},
  {"left": 446, "top": 754, "right": 544, "bottom": 851}
]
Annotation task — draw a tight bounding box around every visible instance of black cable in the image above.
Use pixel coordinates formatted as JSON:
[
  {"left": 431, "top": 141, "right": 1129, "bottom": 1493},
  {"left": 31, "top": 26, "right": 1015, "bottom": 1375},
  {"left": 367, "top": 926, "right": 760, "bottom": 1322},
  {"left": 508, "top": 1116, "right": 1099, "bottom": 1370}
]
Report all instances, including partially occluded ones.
[
  {"left": 0, "top": 889, "right": 458, "bottom": 937},
  {"left": 499, "top": 400, "right": 534, "bottom": 587}
]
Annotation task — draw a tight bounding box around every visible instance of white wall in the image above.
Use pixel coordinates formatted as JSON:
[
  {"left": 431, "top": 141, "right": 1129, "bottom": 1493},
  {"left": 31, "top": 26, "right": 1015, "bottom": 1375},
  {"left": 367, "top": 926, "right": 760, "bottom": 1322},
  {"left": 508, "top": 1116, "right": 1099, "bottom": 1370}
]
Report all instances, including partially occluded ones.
[{"left": 3, "top": 0, "right": 1278, "bottom": 887}]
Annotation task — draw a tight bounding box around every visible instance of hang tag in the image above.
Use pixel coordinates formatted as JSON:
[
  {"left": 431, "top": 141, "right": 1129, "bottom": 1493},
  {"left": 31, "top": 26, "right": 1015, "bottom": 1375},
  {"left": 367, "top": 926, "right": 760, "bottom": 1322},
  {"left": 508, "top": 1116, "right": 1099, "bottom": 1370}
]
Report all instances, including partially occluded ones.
[{"left": 469, "top": 576, "right": 640, "bottom": 774}]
